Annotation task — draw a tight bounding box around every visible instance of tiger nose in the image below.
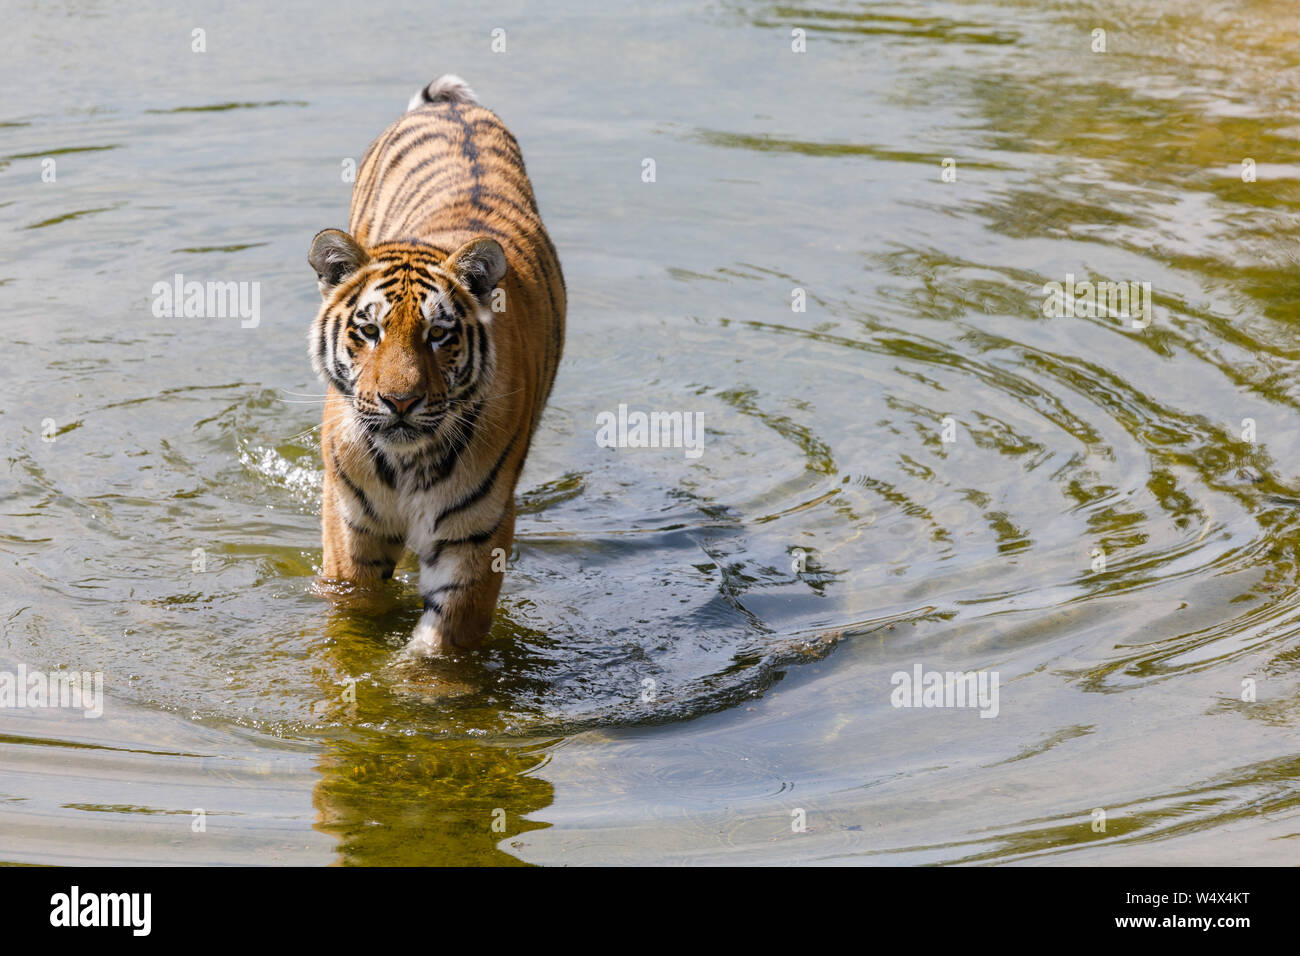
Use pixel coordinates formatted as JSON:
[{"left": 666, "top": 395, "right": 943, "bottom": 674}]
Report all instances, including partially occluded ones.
[{"left": 380, "top": 392, "right": 421, "bottom": 415}]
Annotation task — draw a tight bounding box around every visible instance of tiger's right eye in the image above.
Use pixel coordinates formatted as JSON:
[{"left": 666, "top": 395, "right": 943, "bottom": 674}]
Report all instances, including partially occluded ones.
[{"left": 357, "top": 322, "right": 380, "bottom": 340}]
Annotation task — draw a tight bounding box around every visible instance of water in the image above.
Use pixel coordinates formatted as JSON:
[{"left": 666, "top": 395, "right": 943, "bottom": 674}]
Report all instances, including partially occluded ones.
[{"left": 2, "top": 0, "right": 1299, "bottom": 865}]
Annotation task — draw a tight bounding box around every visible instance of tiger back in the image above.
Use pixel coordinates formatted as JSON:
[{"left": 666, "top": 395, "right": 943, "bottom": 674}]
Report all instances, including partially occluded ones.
[{"left": 306, "top": 75, "right": 565, "bottom": 654}]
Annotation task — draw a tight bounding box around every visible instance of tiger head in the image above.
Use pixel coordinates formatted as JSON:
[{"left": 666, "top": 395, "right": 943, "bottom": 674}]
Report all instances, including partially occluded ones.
[{"left": 307, "top": 230, "right": 507, "bottom": 449}]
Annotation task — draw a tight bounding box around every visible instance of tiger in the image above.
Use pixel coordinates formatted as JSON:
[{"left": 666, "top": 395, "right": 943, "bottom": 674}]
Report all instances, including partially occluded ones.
[{"left": 306, "top": 75, "right": 565, "bottom": 655}]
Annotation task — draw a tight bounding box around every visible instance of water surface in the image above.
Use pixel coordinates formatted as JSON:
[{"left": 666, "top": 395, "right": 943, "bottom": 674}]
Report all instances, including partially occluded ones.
[{"left": 2, "top": 0, "right": 1299, "bottom": 864}]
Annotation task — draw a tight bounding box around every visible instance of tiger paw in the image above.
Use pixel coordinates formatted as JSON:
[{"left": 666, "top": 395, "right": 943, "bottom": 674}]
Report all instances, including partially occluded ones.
[{"left": 407, "top": 615, "right": 454, "bottom": 657}]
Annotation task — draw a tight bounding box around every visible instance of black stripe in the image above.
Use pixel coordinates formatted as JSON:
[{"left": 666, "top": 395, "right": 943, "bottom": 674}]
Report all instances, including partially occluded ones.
[
  {"left": 436, "top": 433, "right": 517, "bottom": 524},
  {"left": 462, "top": 190, "right": 555, "bottom": 280},
  {"left": 454, "top": 106, "right": 484, "bottom": 204},
  {"left": 454, "top": 320, "right": 480, "bottom": 395},
  {"left": 421, "top": 582, "right": 470, "bottom": 616},
  {"left": 342, "top": 515, "right": 404, "bottom": 547},
  {"left": 449, "top": 292, "right": 468, "bottom": 322},
  {"left": 365, "top": 129, "right": 456, "bottom": 237},
  {"left": 328, "top": 373, "right": 352, "bottom": 396},
  {"left": 334, "top": 463, "right": 378, "bottom": 521},
  {"left": 385, "top": 163, "right": 467, "bottom": 224},
  {"left": 445, "top": 100, "right": 487, "bottom": 216},
  {"left": 323, "top": 309, "right": 341, "bottom": 380},
  {"left": 437, "top": 508, "right": 508, "bottom": 549},
  {"left": 364, "top": 433, "right": 398, "bottom": 487},
  {"left": 330, "top": 327, "right": 355, "bottom": 395},
  {"left": 428, "top": 397, "right": 485, "bottom": 479},
  {"left": 371, "top": 241, "right": 450, "bottom": 259},
  {"left": 314, "top": 314, "right": 331, "bottom": 380},
  {"left": 473, "top": 189, "right": 545, "bottom": 232},
  {"left": 322, "top": 309, "right": 353, "bottom": 396},
  {"left": 460, "top": 207, "right": 562, "bottom": 390},
  {"left": 351, "top": 123, "right": 404, "bottom": 211},
  {"left": 385, "top": 129, "right": 456, "bottom": 176},
  {"left": 407, "top": 396, "right": 485, "bottom": 492},
  {"left": 425, "top": 582, "right": 468, "bottom": 598},
  {"left": 370, "top": 121, "right": 450, "bottom": 170}
]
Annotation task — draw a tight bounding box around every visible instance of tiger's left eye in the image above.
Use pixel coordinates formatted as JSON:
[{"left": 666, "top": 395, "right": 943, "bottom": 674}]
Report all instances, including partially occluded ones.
[{"left": 428, "top": 326, "right": 450, "bottom": 346}]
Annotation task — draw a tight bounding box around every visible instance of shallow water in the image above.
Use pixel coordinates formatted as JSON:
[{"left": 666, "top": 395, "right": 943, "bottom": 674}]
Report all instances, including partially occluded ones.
[{"left": 2, "top": 0, "right": 1299, "bottom": 864}]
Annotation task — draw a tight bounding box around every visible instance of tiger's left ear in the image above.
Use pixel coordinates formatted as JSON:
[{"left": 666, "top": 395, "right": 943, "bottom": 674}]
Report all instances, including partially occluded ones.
[
  {"left": 445, "top": 237, "right": 507, "bottom": 305},
  {"left": 308, "top": 229, "right": 370, "bottom": 297}
]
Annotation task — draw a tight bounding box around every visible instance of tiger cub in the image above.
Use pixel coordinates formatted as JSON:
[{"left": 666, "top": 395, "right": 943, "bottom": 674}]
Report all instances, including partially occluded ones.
[{"left": 307, "top": 75, "right": 565, "bottom": 654}]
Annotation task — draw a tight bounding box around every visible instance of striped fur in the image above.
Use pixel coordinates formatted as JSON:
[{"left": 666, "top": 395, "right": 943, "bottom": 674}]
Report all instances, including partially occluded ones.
[{"left": 307, "top": 75, "right": 565, "bottom": 654}]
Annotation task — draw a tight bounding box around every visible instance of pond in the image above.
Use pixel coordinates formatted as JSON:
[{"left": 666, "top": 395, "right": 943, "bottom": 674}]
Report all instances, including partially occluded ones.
[{"left": 1, "top": 0, "right": 1297, "bottom": 864}]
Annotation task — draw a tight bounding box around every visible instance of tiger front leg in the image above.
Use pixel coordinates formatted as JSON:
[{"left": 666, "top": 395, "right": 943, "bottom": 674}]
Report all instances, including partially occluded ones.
[
  {"left": 409, "top": 504, "right": 515, "bottom": 654},
  {"left": 320, "top": 472, "right": 405, "bottom": 582}
]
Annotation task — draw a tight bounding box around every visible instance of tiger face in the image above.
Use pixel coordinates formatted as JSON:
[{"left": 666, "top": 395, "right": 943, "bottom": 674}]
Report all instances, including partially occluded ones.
[{"left": 307, "top": 229, "right": 507, "bottom": 450}]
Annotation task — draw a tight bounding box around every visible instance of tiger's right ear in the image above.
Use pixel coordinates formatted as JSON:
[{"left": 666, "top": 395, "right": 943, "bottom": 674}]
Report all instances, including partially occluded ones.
[{"left": 308, "top": 229, "right": 369, "bottom": 297}]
